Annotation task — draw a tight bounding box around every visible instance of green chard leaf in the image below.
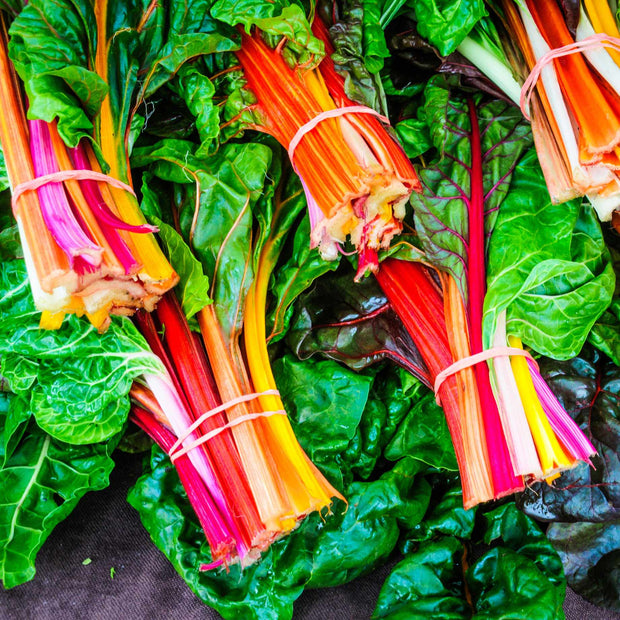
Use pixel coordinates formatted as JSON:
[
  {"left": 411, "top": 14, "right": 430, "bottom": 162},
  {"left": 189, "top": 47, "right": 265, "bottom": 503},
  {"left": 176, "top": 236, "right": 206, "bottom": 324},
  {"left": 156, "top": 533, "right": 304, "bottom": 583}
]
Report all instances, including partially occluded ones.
[
  {"left": 129, "top": 443, "right": 431, "bottom": 619},
  {"left": 268, "top": 214, "right": 340, "bottom": 343},
  {"left": 147, "top": 215, "right": 212, "bottom": 321},
  {"left": 328, "top": 0, "right": 389, "bottom": 114},
  {"left": 484, "top": 152, "right": 615, "bottom": 357},
  {"left": 210, "top": 1, "right": 323, "bottom": 66},
  {"left": 408, "top": 0, "right": 487, "bottom": 57},
  {"left": 0, "top": 261, "right": 163, "bottom": 444},
  {"left": 375, "top": 490, "right": 565, "bottom": 620},
  {"left": 0, "top": 402, "right": 119, "bottom": 589},
  {"left": 133, "top": 138, "right": 272, "bottom": 338},
  {"left": 589, "top": 233, "right": 620, "bottom": 364}
]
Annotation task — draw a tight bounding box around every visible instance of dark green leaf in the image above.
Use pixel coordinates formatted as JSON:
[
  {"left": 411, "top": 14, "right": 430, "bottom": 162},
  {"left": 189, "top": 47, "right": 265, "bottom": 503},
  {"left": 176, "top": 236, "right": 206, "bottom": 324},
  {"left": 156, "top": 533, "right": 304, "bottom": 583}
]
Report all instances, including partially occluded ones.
[
  {"left": 384, "top": 391, "right": 457, "bottom": 471},
  {"left": 517, "top": 346, "right": 619, "bottom": 608},
  {"left": 148, "top": 215, "right": 212, "bottom": 321},
  {"left": 268, "top": 214, "right": 340, "bottom": 343},
  {"left": 328, "top": 0, "right": 389, "bottom": 113},
  {"left": 546, "top": 520, "right": 620, "bottom": 612},
  {"left": 129, "top": 443, "right": 429, "bottom": 618}
]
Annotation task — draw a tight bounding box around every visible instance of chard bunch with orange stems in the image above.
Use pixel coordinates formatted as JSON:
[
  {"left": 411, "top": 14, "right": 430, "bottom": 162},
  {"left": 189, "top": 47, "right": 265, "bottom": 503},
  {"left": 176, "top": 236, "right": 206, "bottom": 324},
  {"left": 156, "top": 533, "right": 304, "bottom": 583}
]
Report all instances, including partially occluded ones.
[
  {"left": 235, "top": 17, "right": 420, "bottom": 278},
  {"left": 0, "top": 16, "right": 178, "bottom": 331},
  {"left": 456, "top": 0, "right": 620, "bottom": 228}
]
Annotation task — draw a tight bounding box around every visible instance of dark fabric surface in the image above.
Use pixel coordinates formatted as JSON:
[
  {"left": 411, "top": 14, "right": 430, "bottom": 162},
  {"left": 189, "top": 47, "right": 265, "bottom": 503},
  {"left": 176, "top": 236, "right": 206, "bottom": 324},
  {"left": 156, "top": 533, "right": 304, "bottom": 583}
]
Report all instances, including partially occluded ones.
[{"left": 1, "top": 450, "right": 618, "bottom": 620}]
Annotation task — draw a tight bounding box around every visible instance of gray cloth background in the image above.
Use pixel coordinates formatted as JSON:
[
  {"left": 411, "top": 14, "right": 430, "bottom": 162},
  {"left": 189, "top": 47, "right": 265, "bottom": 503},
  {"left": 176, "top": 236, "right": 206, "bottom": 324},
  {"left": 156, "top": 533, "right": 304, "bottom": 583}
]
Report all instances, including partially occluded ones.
[{"left": 1, "top": 451, "right": 618, "bottom": 620}]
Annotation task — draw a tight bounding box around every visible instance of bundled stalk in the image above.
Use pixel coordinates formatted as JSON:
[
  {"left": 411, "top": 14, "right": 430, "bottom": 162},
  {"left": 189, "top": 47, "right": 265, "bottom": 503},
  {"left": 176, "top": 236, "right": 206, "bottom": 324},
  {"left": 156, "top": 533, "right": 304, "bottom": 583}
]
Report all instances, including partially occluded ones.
[
  {"left": 128, "top": 280, "right": 340, "bottom": 566},
  {"left": 376, "top": 88, "right": 597, "bottom": 509},
  {"left": 236, "top": 19, "right": 420, "bottom": 277},
  {"left": 457, "top": 0, "right": 620, "bottom": 225},
  {"left": 0, "top": 15, "right": 178, "bottom": 331}
]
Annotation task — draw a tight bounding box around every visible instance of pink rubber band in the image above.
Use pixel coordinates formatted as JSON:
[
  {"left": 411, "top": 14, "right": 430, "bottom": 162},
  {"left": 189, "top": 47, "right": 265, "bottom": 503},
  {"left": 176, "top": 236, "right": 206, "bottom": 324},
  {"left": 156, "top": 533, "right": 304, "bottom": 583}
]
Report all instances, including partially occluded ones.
[
  {"left": 434, "top": 346, "right": 538, "bottom": 405},
  {"left": 287, "top": 106, "right": 390, "bottom": 168},
  {"left": 168, "top": 389, "right": 281, "bottom": 456},
  {"left": 169, "top": 409, "right": 287, "bottom": 463},
  {"left": 520, "top": 33, "right": 620, "bottom": 120},
  {"left": 11, "top": 169, "right": 136, "bottom": 213}
]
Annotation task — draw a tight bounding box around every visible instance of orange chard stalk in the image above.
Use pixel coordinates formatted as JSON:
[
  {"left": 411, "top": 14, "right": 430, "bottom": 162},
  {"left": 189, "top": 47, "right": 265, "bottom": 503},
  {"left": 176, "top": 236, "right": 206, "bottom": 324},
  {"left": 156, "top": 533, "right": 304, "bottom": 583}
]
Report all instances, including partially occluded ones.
[
  {"left": 0, "top": 18, "right": 74, "bottom": 300},
  {"left": 526, "top": 0, "right": 620, "bottom": 159},
  {"left": 376, "top": 259, "right": 497, "bottom": 508},
  {"left": 235, "top": 22, "right": 419, "bottom": 277}
]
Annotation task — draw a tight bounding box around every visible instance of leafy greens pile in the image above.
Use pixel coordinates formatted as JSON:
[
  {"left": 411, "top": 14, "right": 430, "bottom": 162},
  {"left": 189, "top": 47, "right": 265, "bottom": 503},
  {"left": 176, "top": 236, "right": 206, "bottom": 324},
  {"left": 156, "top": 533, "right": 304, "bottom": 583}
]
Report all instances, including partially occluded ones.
[{"left": 0, "top": 0, "right": 619, "bottom": 618}]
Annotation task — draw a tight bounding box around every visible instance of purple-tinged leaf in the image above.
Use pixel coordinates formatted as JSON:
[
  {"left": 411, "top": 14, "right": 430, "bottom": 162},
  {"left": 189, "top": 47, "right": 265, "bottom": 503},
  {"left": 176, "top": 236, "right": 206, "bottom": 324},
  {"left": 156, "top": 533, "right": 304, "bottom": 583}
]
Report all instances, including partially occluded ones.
[
  {"left": 412, "top": 77, "right": 531, "bottom": 306},
  {"left": 286, "top": 270, "right": 430, "bottom": 385}
]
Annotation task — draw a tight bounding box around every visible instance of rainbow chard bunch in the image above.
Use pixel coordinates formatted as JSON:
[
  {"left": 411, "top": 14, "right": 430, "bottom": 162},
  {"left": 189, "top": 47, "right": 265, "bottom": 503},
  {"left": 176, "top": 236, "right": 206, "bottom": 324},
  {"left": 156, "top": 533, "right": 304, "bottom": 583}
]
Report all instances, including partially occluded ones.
[
  {"left": 377, "top": 79, "right": 613, "bottom": 508},
  {"left": 128, "top": 134, "right": 341, "bottom": 566},
  {"left": 232, "top": 17, "right": 420, "bottom": 278},
  {"left": 0, "top": 0, "right": 240, "bottom": 329},
  {"left": 456, "top": 0, "right": 620, "bottom": 227}
]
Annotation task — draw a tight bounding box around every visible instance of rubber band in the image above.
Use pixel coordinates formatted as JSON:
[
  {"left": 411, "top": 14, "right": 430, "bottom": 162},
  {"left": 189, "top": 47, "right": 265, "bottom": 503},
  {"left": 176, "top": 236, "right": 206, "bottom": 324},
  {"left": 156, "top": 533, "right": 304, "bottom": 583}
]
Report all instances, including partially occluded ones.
[
  {"left": 520, "top": 33, "right": 620, "bottom": 120},
  {"left": 169, "top": 410, "right": 287, "bottom": 463},
  {"left": 434, "top": 346, "right": 538, "bottom": 405},
  {"left": 287, "top": 106, "right": 390, "bottom": 168},
  {"left": 11, "top": 169, "right": 136, "bottom": 213},
  {"left": 168, "top": 389, "right": 281, "bottom": 456}
]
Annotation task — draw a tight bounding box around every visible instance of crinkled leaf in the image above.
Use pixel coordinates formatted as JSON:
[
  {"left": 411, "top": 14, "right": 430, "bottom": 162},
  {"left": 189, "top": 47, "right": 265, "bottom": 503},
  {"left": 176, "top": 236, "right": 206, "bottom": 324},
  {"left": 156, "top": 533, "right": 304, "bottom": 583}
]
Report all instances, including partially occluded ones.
[
  {"left": 211, "top": 1, "right": 323, "bottom": 66},
  {"left": 138, "top": 3, "right": 238, "bottom": 102},
  {"left": 169, "top": 63, "right": 221, "bottom": 156},
  {"left": 328, "top": 0, "right": 389, "bottom": 113},
  {"left": 9, "top": 0, "right": 231, "bottom": 179},
  {"left": 134, "top": 138, "right": 271, "bottom": 339},
  {"left": 413, "top": 78, "right": 531, "bottom": 307},
  {"left": 373, "top": 538, "right": 468, "bottom": 619},
  {"left": 8, "top": 0, "right": 106, "bottom": 145},
  {"left": 407, "top": 0, "right": 487, "bottom": 57},
  {"left": 484, "top": 152, "right": 615, "bottom": 357},
  {"left": 518, "top": 347, "right": 619, "bottom": 523},
  {"left": 589, "top": 236, "right": 620, "bottom": 364},
  {"left": 395, "top": 117, "right": 433, "bottom": 160},
  {"left": 273, "top": 353, "right": 372, "bottom": 488},
  {"left": 403, "top": 478, "right": 476, "bottom": 543},
  {"left": 128, "top": 443, "right": 429, "bottom": 619},
  {"left": 375, "top": 499, "right": 565, "bottom": 620},
  {"left": 0, "top": 261, "right": 163, "bottom": 444},
  {"left": 0, "top": 418, "right": 118, "bottom": 588},
  {"left": 517, "top": 346, "right": 619, "bottom": 609},
  {"left": 384, "top": 391, "right": 457, "bottom": 471},
  {"left": 286, "top": 269, "right": 429, "bottom": 382}
]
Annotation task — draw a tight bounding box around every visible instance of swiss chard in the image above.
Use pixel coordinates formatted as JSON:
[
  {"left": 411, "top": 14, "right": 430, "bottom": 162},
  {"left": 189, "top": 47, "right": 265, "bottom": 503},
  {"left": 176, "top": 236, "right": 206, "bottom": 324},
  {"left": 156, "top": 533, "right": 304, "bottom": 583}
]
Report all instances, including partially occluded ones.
[{"left": 286, "top": 268, "right": 429, "bottom": 381}]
